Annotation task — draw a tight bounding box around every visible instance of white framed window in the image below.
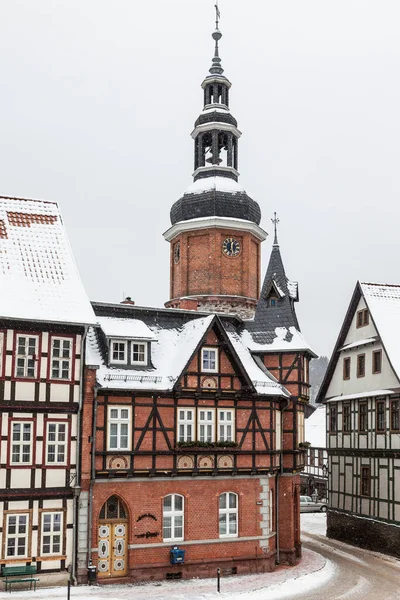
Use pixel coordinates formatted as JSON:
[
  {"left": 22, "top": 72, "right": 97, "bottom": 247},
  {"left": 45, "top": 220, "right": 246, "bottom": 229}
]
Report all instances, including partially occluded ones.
[
  {"left": 46, "top": 422, "right": 67, "bottom": 465},
  {"left": 110, "top": 340, "right": 127, "bottom": 364},
  {"left": 198, "top": 409, "right": 215, "bottom": 442},
  {"left": 218, "top": 409, "right": 234, "bottom": 442},
  {"left": 201, "top": 347, "right": 218, "bottom": 372},
  {"left": 5, "top": 513, "right": 29, "bottom": 558},
  {"left": 11, "top": 421, "right": 32, "bottom": 465},
  {"left": 50, "top": 337, "right": 72, "bottom": 380},
  {"left": 108, "top": 406, "right": 131, "bottom": 450},
  {"left": 41, "top": 512, "right": 62, "bottom": 556},
  {"left": 131, "top": 342, "right": 147, "bottom": 365},
  {"left": 178, "top": 409, "right": 195, "bottom": 442},
  {"left": 275, "top": 410, "right": 282, "bottom": 451},
  {"left": 15, "top": 335, "right": 39, "bottom": 378},
  {"left": 297, "top": 412, "right": 305, "bottom": 445},
  {"left": 219, "top": 492, "right": 238, "bottom": 538},
  {"left": 163, "top": 494, "right": 184, "bottom": 541}
]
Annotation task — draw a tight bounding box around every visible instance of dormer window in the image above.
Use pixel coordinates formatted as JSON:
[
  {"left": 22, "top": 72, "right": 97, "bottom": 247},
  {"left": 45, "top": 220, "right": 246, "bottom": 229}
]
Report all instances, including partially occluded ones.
[
  {"left": 269, "top": 297, "right": 277, "bottom": 307},
  {"left": 110, "top": 340, "right": 127, "bottom": 365},
  {"left": 202, "top": 347, "right": 218, "bottom": 372},
  {"left": 132, "top": 342, "right": 147, "bottom": 365}
]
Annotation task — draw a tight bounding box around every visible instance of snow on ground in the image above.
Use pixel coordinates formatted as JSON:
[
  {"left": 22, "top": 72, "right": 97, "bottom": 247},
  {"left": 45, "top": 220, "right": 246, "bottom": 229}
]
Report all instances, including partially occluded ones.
[{"left": 0, "top": 516, "right": 331, "bottom": 600}]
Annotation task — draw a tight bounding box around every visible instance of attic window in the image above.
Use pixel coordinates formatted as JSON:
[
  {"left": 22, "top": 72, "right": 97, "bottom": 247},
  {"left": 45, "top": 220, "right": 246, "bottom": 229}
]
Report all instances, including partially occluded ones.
[
  {"left": 269, "top": 298, "right": 277, "bottom": 307},
  {"left": 132, "top": 342, "right": 147, "bottom": 365},
  {"left": 110, "top": 340, "right": 127, "bottom": 365},
  {"left": 356, "top": 309, "right": 369, "bottom": 328},
  {"left": 202, "top": 347, "right": 218, "bottom": 373}
]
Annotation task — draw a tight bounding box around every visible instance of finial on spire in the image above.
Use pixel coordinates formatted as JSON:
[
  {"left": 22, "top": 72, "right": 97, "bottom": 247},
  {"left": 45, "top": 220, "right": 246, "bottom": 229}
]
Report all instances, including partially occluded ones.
[
  {"left": 271, "top": 212, "right": 280, "bottom": 245},
  {"left": 210, "top": 1, "right": 224, "bottom": 75}
]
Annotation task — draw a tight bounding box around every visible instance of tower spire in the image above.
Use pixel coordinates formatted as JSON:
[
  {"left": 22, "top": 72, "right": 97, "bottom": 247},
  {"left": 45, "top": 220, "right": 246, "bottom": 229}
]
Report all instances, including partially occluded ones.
[
  {"left": 210, "top": 2, "right": 223, "bottom": 75},
  {"left": 271, "top": 212, "right": 280, "bottom": 246}
]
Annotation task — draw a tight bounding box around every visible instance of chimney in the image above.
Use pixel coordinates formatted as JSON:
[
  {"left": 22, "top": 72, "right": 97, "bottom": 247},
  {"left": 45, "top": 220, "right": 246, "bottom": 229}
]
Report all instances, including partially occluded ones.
[{"left": 121, "top": 296, "right": 135, "bottom": 305}]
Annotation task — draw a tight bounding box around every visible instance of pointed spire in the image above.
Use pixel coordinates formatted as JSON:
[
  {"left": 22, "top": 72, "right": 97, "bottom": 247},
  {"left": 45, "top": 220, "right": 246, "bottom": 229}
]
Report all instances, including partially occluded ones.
[
  {"left": 271, "top": 212, "right": 280, "bottom": 246},
  {"left": 210, "top": 2, "right": 224, "bottom": 75}
]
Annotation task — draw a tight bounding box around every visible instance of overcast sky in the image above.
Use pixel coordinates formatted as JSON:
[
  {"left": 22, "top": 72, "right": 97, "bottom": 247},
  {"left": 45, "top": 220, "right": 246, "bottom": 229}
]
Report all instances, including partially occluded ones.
[{"left": 2, "top": 0, "right": 400, "bottom": 357}]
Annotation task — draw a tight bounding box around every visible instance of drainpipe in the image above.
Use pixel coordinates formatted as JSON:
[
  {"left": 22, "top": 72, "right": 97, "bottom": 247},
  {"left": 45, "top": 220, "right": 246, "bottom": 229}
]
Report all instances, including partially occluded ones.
[
  {"left": 71, "top": 327, "right": 88, "bottom": 586},
  {"left": 88, "top": 384, "right": 99, "bottom": 571},
  {"left": 276, "top": 396, "right": 290, "bottom": 565}
]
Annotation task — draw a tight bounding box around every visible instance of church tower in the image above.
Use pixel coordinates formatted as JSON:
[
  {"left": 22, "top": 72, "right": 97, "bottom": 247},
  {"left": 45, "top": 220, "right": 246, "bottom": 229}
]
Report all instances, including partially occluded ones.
[{"left": 164, "top": 11, "right": 266, "bottom": 318}]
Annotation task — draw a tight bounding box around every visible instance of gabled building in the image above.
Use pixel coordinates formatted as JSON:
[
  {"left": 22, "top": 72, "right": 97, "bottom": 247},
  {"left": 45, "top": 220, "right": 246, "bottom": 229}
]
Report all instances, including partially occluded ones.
[
  {"left": 0, "top": 196, "right": 96, "bottom": 585},
  {"left": 317, "top": 281, "right": 400, "bottom": 557},
  {"left": 78, "top": 16, "right": 316, "bottom": 584}
]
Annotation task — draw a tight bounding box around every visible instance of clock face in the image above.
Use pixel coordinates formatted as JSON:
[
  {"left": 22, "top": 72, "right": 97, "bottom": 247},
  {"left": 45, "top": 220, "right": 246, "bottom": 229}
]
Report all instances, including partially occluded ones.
[
  {"left": 222, "top": 237, "right": 241, "bottom": 257},
  {"left": 174, "top": 242, "right": 180, "bottom": 264}
]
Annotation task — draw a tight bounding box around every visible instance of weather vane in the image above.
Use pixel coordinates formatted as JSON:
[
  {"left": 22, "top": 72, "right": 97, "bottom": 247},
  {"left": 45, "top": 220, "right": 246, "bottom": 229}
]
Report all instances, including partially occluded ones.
[
  {"left": 215, "top": 0, "right": 221, "bottom": 29},
  {"left": 271, "top": 212, "right": 280, "bottom": 245}
]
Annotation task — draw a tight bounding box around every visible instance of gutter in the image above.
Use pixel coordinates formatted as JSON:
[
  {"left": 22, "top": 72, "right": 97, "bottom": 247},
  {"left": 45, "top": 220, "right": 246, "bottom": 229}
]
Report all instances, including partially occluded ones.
[
  {"left": 88, "top": 384, "right": 99, "bottom": 570},
  {"left": 276, "top": 396, "right": 290, "bottom": 565}
]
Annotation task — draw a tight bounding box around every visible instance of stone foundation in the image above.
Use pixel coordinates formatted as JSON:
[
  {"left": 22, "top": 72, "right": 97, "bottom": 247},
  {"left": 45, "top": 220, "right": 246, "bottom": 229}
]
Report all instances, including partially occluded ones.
[{"left": 327, "top": 509, "right": 400, "bottom": 558}]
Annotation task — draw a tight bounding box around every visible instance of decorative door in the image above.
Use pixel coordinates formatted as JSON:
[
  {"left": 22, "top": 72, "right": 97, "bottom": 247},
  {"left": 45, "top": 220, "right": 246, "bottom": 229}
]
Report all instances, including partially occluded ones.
[{"left": 98, "top": 496, "right": 128, "bottom": 578}]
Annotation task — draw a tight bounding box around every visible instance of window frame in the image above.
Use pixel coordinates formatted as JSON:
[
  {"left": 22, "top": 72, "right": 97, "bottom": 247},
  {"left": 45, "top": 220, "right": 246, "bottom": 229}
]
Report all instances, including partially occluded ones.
[
  {"left": 177, "top": 408, "right": 195, "bottom": 443},
  {"left": 360, "top": 465, "right": 371, "bottom": 497},
  {"left": 217, "top": 409, "right": 235, "bottom": 442},
  {"left": 8, "top": 418, "right": 35, "bottom": 467},
  {"left": 4, "top": 512, "right": 31, "bottom": 559},
  {"left": 40, "top": 511, "right": 64, "bottom": 557},
  {"left": 329, "top": 405, "right": 337, "bottom": 433},
  {"left": 13, "top": 332, "right": 41, "bottom": 381},
  {"left": 163, "top": 494, "right": 184, "bottom": 542},
  {"left": 0, "top": 330, "right": 5, "bottom": 379},
  {"left": 201, "top": 347, "right": 219, "bottom": 373},
  {"left": 44, "top": 419, "right": 69, "bottom": 467},
  {"left": 356, "top": 309, "right": 369, "bottom": 328},
  {"left": 131, "top": 341, "right": 148, "bottom": 366},
  {"left": 109, "top": 339, "right": 128, "bottom": 365},
  {"left": 107, "top": 406, "right": 132, "bottom": 451},
  {"left": 390, "top": 398, "right": 400, "bottom": 432},
  {"left": 376, "top": 400, "right": 386, "bottom": 433},
  {"left": 219, "top": 492, "right": 238, "bottom": 538},
  {"left": 48, "top": 335, "right": 74, "bottom": 382},
  {"left": 357, "top": 354, "right": 366, "bottom": 378},
  {"left": 198, "top": 408, "right": 215, "bottom": 443},
  {"left": 343, "top": 357, "right": 351, "bottom": 380},
  {"left": 343, "top": 403, "right": 351, "bottom": 433},
  {"left": 359, "top": 401, "right": 368, "bottom": 432},
  {"left": 372, "top": 350, "right": 382, "bottom": 374}
]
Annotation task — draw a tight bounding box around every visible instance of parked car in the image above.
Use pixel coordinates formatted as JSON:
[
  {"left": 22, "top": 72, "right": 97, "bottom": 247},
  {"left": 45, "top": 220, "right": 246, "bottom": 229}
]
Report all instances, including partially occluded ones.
[{"left": 300, "top": 495, "right": 327, "bottom": 513}]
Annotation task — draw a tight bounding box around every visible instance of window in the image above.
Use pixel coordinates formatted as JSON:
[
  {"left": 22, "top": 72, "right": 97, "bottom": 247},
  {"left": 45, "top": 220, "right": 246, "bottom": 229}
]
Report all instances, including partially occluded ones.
[
  {"left": 376, "top": 400, "right": 386, "bottom": 433},
  {"left": 391, "top": 399, "right": 400, "bottom": 431},
  {"left": 198, "top": 409, "right": 215, "bottom": 442},
  {"left": 372, "top": 350, "right": 382, "bottom": 374},
  {"left": 110, "top": 340, "right": 127, "bottom": 364},
  {"left": 178, "top": 409, "right": 195, "bottom": 442},
  {"left": 163, "top": 494, "right": 184, "bottom": 542},
  {"left": 357, "top": 354, "right": 365, "bottom": 378},
  {"left": 15, "top": 335, "right": 39, "bottom": 378},
  {"left": 132, "top": 342, "right": 147, "bottom": 365},
  {"left": 356, "top": 309, "right": 369, "bottom": 328},
  {"left": 41, "top": 512, "right": 62, "bottom": 555},
  {"left": 329, "top": 405, "right": 337, "bottom": 432},
  {"left": 269, "top": 298, "right": 277, "bottom": 307},
  {"left": 201, "top": 347, "right": 218, "bottom": 372},
  {"left": 11, "top": 422, "right": 32, "bottom": 465},
  {"left": 318, "top": 450, "right": 324, "bottom": 468},
  {"left": 5, "top": 514, "right": 29, "bottom": 558},
  {"left": 297, "top": 412, "right": 305, "bottom": 444},
  {"left": 309, "top": 451, "right": 315, "bottom": 466},
  {"left": 50, "top": 337, "right": 72, "bottom": 380},
  {"left": 218, "top": 410, "right": 234, "bottom": 442},
  {"left": 0, "top": 331, "right": 4, "bottom": 377},
  {"left": 361, "top": 466, "right": 371, "bottom": 497},
  {"left": 343, "top": 357, "right": 351, "bottom": 380},
  {"left": 46, "top": 422, "right": 67, "bottom": 464},
  {"left": 219, "top": 492, "right": 238, "bottom": 537},
  {"left": 275, "top": 410, "right": 282, "bottom": 451},
  {"left": 343, "top": 403, "right": 351, "bottom": 433},
  {"left": 359, "top": 402, "right": 368, "bottom": 432},
  {"left": 108, "top": 407, "right": 131, "bottom": 450}
]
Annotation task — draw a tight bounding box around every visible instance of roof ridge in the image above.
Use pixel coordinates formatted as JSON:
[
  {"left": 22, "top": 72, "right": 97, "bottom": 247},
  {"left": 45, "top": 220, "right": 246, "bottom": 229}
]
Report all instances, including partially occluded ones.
[
  {"left": 361, "top": 281, "right": 400, "bottom": 288},
  {"left": 0, "top": 195, "right": 56, "bottom": 206}
]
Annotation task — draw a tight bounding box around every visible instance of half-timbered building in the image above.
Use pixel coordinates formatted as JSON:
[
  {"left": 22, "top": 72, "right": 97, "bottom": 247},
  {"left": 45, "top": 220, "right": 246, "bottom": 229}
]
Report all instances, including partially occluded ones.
[
  {"left": 317, "top": 281, "right": 400, "bottom": 557},
  {"left": 0, "top": 195, "right": 96, "bottom": 585},
  {"left": 301, "top": 406, "right": 328, "bottom": 499}
]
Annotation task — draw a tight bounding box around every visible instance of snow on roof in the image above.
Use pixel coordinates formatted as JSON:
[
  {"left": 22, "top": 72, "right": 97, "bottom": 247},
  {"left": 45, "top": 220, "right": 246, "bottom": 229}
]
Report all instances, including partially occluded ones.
[
  {"left": 339, "top": 336, "right": 378, "bottom": 351},
  {"left": 361, "top": 282, "right": 400, "bottom": 378},
  {"left": 225, "top": 326, "right": 289, "bottom": 397},
  {"left": 305, "top": 406, "right": 326, "bottom": 448},
  {"left": 183, "top": 177, "right": 246, "bottom": 196},
  {"left": 0, "top": 196, "right": 96, "bottom": 325},
  {"left": 326, "top": 389, "right": 394, "bottom": 402},
  {"left": 241, "top": 326, "right": 316, "bottom": 355},
  {"left": 287, "top": 280, "right": 299, "bottom": 301},
  {"left": 98, "top": 317, "right": 156, "bottom": 341},
  {"left": 87, "top": 315, "right": 214, "bottom": 391}
]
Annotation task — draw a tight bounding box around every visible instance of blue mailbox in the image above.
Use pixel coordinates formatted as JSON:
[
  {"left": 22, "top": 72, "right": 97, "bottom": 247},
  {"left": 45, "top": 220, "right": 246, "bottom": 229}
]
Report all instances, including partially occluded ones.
[{"left": 170, "top": 546, "right": 186, "bottom": 565}]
